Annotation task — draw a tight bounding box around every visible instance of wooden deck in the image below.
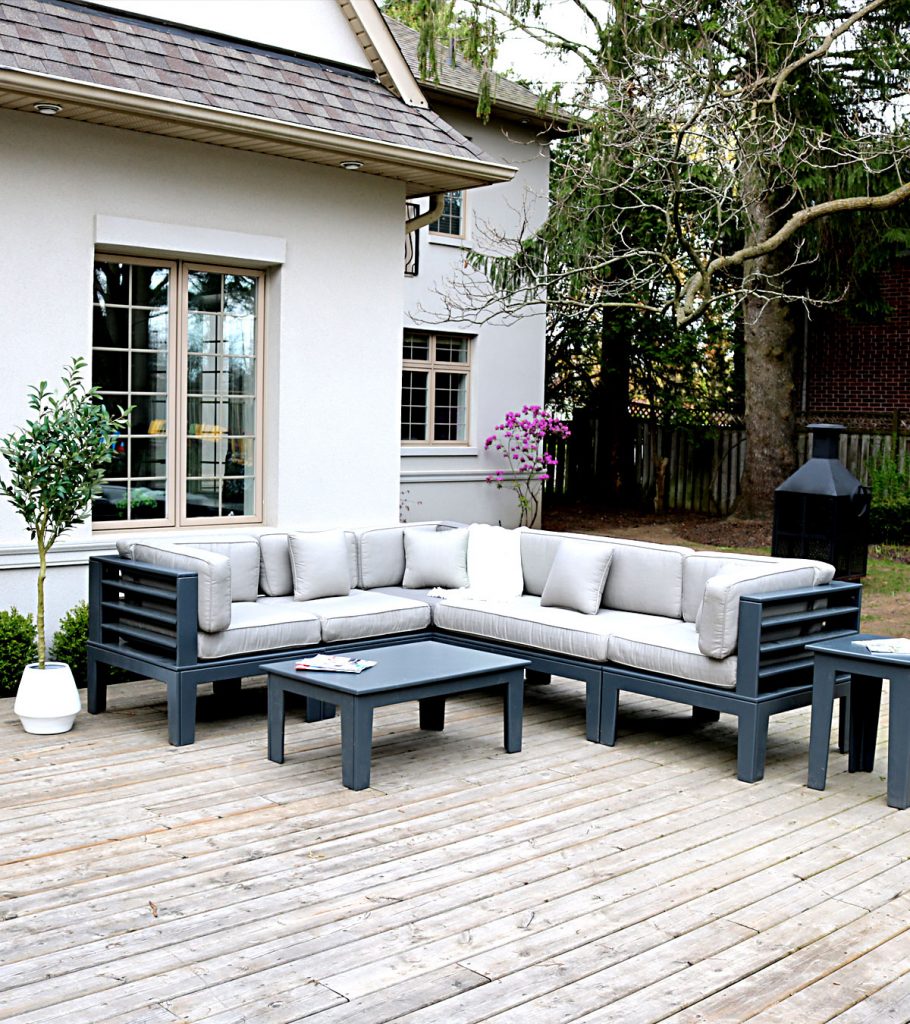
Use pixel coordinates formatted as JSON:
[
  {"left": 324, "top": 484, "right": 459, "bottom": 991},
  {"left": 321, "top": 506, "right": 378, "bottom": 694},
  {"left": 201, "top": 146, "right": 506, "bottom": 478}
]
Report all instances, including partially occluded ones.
[{"left": 2, "top": 675, "right": 910, "bottom": 1024}]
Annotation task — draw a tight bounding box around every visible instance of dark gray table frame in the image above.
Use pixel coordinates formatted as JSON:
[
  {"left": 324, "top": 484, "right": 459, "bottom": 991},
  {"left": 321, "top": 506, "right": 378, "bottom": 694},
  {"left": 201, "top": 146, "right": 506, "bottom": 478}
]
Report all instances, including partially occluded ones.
[
  {"left": 807, "top": 634, "right": 910, "bottom": 809},
  {"left": 264, "top": 642, "right": 529, "bottom": 790}
]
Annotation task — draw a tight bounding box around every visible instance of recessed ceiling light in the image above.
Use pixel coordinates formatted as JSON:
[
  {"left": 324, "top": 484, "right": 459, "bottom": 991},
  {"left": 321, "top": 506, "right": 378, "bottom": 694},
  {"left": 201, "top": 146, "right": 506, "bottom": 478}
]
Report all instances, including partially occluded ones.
[
  {"left": 339, "top": 160, "right": 363, "bottom": 171},
  {"left": 34, "top": 103, "right": 62, "bottom": 115}
]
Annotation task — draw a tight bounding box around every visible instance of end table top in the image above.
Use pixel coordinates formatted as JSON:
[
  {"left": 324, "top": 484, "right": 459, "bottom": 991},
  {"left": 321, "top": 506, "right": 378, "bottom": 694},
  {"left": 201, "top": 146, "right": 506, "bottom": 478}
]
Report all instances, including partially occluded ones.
[
  {"left": 261, "top": 640, "right": 530, "bottom": 696},
  {"left": 806, "top": 633, "right": 910, "bottom": 664}
]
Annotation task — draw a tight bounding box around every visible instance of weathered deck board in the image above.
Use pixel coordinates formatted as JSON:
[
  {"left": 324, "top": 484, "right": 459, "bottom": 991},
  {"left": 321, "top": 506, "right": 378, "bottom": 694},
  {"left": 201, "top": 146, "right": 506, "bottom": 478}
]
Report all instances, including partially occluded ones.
[{"left": 0, "top": 676, "right": 906, "bottom": 1024}]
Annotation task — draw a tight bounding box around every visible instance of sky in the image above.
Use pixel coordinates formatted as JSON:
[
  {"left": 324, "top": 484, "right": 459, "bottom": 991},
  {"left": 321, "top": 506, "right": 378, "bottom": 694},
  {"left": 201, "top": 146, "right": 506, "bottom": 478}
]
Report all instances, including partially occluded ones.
[{"left": 95, "top": 0, "right": 595, "bottom": 90}]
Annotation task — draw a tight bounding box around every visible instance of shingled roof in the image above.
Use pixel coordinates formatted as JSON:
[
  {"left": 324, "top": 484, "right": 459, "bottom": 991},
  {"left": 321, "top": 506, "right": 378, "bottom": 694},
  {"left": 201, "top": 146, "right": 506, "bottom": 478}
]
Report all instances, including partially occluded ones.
[
  {"left": 386, "top": 16, "right": 564, "bottom": 130},
  {"left": 0, "top": 0, "right": 515, "bottom": 195}
]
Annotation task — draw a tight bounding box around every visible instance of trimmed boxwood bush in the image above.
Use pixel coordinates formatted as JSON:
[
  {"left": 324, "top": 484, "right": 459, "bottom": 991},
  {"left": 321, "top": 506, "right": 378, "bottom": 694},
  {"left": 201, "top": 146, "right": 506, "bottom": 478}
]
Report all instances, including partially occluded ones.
[
  {"left": 870, "top": 497, "right": 910, "bottom": 546},
  {"left": 49, "top": 600, "right": 90, "bottom": 688},
  {"left": 0, "top": 608, "right": 38, "bottom": 696}
]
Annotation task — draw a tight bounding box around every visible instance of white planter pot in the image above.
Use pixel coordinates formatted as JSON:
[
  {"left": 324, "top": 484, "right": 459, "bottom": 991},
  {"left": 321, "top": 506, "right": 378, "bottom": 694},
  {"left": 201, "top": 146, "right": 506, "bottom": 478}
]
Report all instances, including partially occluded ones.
[{"left": 14, "top": 662, "right": 82, "bottom": 735}]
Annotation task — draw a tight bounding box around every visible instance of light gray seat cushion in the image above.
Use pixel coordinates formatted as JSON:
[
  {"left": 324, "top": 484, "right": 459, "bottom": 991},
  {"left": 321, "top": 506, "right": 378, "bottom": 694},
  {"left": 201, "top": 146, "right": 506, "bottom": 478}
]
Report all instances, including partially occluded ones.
[
  {"left": 372, "top": 586, "right": 444, "bottom": 609},
  {"left": 297, "top": 590, "right": 431, "bottom": 643},
  {"left": 434, "top": 594, "right": 616, "bottom": 662},
  {"left": 606, "top": 616, "right": 738, "bottom": 689},
  {"left": 197, "top": 597, "right": 322, "bottom": 660}
]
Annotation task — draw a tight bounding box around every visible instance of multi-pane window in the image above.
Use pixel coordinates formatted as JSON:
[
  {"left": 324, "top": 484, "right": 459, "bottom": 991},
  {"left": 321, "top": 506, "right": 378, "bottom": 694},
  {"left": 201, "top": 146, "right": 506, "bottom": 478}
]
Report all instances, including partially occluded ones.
[
  {"left": 92, "top": 257, "right": 263, "bottom": 527},
  {"left": 402, "top": 332, "right": 470, "bottom": 444},
  {"left": 429, "top": 190, "right": 464, "bottom": 238}
]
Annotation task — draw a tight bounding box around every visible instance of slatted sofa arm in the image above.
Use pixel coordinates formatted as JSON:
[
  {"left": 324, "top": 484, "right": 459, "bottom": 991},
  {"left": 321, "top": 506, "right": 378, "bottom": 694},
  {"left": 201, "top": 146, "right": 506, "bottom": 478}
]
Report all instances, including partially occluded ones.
[
  {"left": 89, "top": 555, "right": 199, "bottom": 667},
  {"left": 735, "top": 580, "right": 862, "bottom": 697}
]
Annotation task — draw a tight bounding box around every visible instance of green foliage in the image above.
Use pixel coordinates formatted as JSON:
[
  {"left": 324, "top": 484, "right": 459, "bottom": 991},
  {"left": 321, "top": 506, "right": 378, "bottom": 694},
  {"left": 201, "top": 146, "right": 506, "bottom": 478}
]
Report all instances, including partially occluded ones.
[
  {"left": 0, "top": 358, "right": 131, "bottom": 667},
  {"left": 0, "top": 608, "right": 37, "bottom": 695},
  {"left": 869, "top": 498, "right": 910, "bottom": 546},
  {"left": 49, "top": 601, "right": 90, "bottom": 687},
  {"left": 867, "top": 442, "right": 910, "bottom": 503}
]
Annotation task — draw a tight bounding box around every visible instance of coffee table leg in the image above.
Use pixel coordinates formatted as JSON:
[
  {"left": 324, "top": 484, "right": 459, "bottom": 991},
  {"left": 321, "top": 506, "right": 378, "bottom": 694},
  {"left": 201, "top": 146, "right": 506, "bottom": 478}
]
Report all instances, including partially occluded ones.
[
  {"left": 267, "top": 678, "right": 286, "bottom": 764},
  {"left": 808, "top": 659, "right": 837, "bottom": 791},
  {"left": 341, "top": 701, "right": 374, "bottom": 790},
  {"left": 887, "top": 671, "right": 910, "bottom": 809},
  {"left": 419, "top": 696, "right": 446, "bottom": 731},
  {"left": 504, "top": 672, "right": 523, "bottom": 753},
  {"left": 849, "top": 678, "right": 882, "bottom": 774}
]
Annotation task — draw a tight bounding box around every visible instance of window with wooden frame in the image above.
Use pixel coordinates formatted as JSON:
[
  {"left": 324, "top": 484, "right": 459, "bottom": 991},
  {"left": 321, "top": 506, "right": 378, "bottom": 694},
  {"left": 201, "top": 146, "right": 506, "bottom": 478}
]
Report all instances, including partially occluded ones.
[
  {"left": 401, "top": 332, "right": 471, "bottom": 445},
  {"left": 428, "top": 190, "right": 465, "bottom": 238},
  {"left": 91, "top": 256, "right": 264, "bottom": 528}
]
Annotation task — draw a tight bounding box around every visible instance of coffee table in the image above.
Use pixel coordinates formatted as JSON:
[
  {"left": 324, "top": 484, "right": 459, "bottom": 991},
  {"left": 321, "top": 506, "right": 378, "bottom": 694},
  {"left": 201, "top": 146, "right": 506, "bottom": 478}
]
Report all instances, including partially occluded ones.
[
  {"left": 807, "top": 633, "right": 910, "bottom": 808},
  {"left": 263, "top": 640, "right": 530, "bottom": 790}
]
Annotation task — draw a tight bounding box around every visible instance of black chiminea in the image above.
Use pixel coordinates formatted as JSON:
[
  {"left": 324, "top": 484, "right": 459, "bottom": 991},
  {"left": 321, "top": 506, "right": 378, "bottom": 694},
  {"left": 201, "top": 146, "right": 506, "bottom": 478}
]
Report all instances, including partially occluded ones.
[{"left": 772, "top": 424, "right": 870, "bottom": 579}]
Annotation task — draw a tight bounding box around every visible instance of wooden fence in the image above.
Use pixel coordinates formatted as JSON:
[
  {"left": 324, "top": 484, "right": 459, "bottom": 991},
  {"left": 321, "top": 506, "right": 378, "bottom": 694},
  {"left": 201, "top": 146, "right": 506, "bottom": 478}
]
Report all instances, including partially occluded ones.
[{"left": 545, "top": 417, "right": 910, "bottom": 515}]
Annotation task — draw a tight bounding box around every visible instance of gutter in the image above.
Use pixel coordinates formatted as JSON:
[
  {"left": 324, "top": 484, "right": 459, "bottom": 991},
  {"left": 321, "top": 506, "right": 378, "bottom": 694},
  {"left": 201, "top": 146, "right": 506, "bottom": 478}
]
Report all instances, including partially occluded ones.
[
  {"left": 0, "top": 67, "right": 516, "bottom": 191},
  {"left": 405, "top": 193, "right": 446, "bottom": 234}
]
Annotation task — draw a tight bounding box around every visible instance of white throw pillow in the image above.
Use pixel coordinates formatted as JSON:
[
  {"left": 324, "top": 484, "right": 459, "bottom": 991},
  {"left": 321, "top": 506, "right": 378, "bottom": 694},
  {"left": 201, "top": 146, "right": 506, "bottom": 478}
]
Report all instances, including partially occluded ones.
[
  {"left": 540, "top": 539, "right": 613, "bottom": 615},
  {"left": 288, "top": 530, "right": 351, "bottom": 601},
  {"left": 403, "top": 528, "right": 469, "bottom": 589}
]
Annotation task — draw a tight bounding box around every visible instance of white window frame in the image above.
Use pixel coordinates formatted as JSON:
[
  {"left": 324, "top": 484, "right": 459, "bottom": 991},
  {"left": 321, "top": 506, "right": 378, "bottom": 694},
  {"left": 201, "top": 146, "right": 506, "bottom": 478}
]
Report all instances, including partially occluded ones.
[
  {"left": 92, "top": 254, "right": 265, "bottom": 530},
  {"left": 428, "top": 190, "right": 466, "bottom": 241},
  {"left": 401, "top": 332, "right": 472, "bottom": 447}
]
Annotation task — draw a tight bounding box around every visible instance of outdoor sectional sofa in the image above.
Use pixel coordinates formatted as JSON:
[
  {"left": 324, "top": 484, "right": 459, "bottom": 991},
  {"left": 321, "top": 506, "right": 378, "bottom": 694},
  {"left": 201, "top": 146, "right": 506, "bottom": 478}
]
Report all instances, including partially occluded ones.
[{"left": 87, "top": 522, "right": 862, "bottom": 781}]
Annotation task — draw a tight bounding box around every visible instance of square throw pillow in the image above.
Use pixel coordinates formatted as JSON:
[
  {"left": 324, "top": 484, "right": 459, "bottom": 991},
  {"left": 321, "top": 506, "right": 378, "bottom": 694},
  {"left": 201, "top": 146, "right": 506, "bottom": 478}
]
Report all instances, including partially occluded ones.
[
  {"left": 288, "top": 530, "right": 351, "bottom": 601},
  {"left": 540, "top": 539, "right": 613, "bottom": 615},
  {"left": 403, "top": 527, "right": 469, "bottom": 589}
]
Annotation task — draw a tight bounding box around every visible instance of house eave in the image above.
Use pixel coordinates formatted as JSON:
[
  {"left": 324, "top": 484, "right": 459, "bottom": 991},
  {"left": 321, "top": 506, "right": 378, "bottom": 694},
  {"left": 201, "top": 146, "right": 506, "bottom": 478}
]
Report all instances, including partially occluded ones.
[{"left": 0, "top": 67, "right": 516, "bottom": 197}]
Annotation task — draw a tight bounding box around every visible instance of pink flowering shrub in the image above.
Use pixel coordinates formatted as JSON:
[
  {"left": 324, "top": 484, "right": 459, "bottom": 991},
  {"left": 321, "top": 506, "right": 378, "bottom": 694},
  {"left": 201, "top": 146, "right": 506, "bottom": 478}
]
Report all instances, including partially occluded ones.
[{"left": 484, "top": 405, "right": 570, "bottom": 526}]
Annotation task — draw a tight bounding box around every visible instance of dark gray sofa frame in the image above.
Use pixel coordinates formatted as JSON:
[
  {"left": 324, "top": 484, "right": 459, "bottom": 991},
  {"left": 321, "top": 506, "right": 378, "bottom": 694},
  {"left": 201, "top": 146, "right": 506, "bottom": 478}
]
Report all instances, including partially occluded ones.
[{"left": 87, "top": 554, "right": 862, "bottom": 780}]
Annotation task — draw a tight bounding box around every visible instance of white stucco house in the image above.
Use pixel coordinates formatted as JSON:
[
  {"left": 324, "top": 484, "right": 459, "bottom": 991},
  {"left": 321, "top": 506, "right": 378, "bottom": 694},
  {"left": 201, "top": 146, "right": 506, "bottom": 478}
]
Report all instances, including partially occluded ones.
[{"left": 0, "top": 0, "right": 553, "bottom": 632}]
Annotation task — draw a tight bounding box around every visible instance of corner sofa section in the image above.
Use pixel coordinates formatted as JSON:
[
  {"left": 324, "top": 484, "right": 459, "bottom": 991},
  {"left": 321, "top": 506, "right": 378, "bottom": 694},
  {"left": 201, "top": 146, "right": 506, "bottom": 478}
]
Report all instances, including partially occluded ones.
[{"left": 88, "top": 523, "right": 862, "bottom": 780}]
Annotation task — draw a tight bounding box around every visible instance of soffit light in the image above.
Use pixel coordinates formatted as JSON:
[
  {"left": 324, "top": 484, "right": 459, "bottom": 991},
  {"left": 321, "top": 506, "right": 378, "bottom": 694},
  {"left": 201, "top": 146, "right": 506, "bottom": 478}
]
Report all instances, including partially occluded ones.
[
  {"left": 34, "top": 103, "right": 62, "bottom": 115},
  {"left": 340, "top": 160, "right": 363, "bottom": 171}
]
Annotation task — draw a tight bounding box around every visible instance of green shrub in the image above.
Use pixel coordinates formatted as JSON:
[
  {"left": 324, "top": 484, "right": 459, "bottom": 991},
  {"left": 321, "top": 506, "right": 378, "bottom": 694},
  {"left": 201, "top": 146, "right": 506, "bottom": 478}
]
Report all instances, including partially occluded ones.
[
  {"left": 866, "top": 439, "right": 910, "bottom": 503},
  {"left": 49, "top": 600, "right": 90, "bottom": 687},
  {"left": 0, "top": 608, "right": 38, "bottom": 696},
  {"left": 870, "top": 497, "right": 910, "bottom": 545}
]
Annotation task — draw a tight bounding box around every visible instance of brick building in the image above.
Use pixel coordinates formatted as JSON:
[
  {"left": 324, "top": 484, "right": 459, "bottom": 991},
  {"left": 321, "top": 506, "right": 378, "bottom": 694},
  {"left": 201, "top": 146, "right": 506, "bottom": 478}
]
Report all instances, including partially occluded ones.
[{"left": 801, "top": 259, "right": 910, "bottom": 432}]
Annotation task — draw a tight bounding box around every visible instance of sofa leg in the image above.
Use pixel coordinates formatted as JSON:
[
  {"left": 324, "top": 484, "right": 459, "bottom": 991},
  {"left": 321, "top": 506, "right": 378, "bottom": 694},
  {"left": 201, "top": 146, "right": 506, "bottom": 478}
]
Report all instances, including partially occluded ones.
[
  {"left": 693, "top": 706, "right": 721, "bottom": 724},
  {"left": 526, "top": 669, "right": 551, "bottom": 686},
  {"left": 167, "top": 678, "right": 197, "bottom": 746},
  {"left": 598, "top": 682, "right": 619, "bottom": 746},
  {"left": 213, "top": 678, "right": 243, "bottom": 700},
  {"left": 305, "top": 698, "right": 336, "bottom": 723},
  {"left": 87, "top": 651, "right": 107, "bottom": 714},
  {"left": 736, "top": 707, "right": 770, "bottom": 783}
]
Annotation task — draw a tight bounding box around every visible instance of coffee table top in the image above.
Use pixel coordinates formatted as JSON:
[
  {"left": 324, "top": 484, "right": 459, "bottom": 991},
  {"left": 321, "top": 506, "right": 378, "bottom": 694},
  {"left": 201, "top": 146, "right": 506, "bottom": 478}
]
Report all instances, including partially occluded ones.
[
  {"left": 807, "top": 633, "right": 910, "bottom": 664},
  {"left": 261, "top": 640, "right": 530, "bottom": 695}
]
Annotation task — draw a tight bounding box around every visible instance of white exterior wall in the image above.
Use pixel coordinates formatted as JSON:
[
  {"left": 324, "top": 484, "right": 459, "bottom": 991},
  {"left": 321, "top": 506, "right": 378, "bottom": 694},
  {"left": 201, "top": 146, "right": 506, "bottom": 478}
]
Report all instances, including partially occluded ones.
[
  {"left": 0, "top": 109, "right": 404, "bottom": 632},
  {"left": 401, "top": 105, "right": 550, "bottom": 528}
]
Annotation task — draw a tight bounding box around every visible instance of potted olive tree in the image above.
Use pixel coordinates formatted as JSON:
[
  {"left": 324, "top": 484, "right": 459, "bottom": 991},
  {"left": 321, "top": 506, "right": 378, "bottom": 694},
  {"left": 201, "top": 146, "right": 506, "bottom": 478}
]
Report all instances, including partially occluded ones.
[{"left": 0, "top": 358, "right": 129, "bottom": 734}]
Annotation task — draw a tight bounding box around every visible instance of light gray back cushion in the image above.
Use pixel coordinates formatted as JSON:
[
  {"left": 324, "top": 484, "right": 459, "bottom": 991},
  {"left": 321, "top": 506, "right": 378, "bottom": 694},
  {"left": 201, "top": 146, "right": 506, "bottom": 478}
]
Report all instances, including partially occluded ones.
[
  {"left": 130, "top": 543, "right": 232, "bottom": 634},
  {"left": 117, "top": 534, "right": 259, "bottom": 603},
  {"left": 358, "top": 524, "right": 436, "bottom": 589},
  {"left": 540, "top": 540, "right": 613, "bottom": 615},
  {"left": 288, "top": 530, "right": 352, "bottom": 601},
  {"left": 403, "top": 527, "right": 469, "bottom": 589},
  {"left": 259, "top": 531, "right": 358, "bottom": 597},
  {"left": 520, "top": 530, "right": 689, "bottom": 619},
  {"left": 697, "top": 565, "right": 819, "bottom": 659}
]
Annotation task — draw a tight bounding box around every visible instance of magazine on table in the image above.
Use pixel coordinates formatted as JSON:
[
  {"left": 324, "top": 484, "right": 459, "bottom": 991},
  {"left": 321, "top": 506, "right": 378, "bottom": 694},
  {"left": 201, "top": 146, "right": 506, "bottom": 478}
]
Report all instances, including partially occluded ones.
[
  {"left": 295, "top": 654, "right": 376, "bottom": 674},
  {"left": 851, "top": 638, "right": 910, "bottom": 655}
]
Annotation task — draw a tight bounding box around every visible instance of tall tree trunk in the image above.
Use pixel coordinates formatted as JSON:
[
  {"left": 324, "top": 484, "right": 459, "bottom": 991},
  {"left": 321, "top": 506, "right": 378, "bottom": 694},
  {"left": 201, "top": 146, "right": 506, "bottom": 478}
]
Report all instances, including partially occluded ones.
[
  {"left": 595, "top": 316, "right": 636, "bottom": 506},
  {"left": 736, "top": 249, "right": 799, "bottom": 517}
]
